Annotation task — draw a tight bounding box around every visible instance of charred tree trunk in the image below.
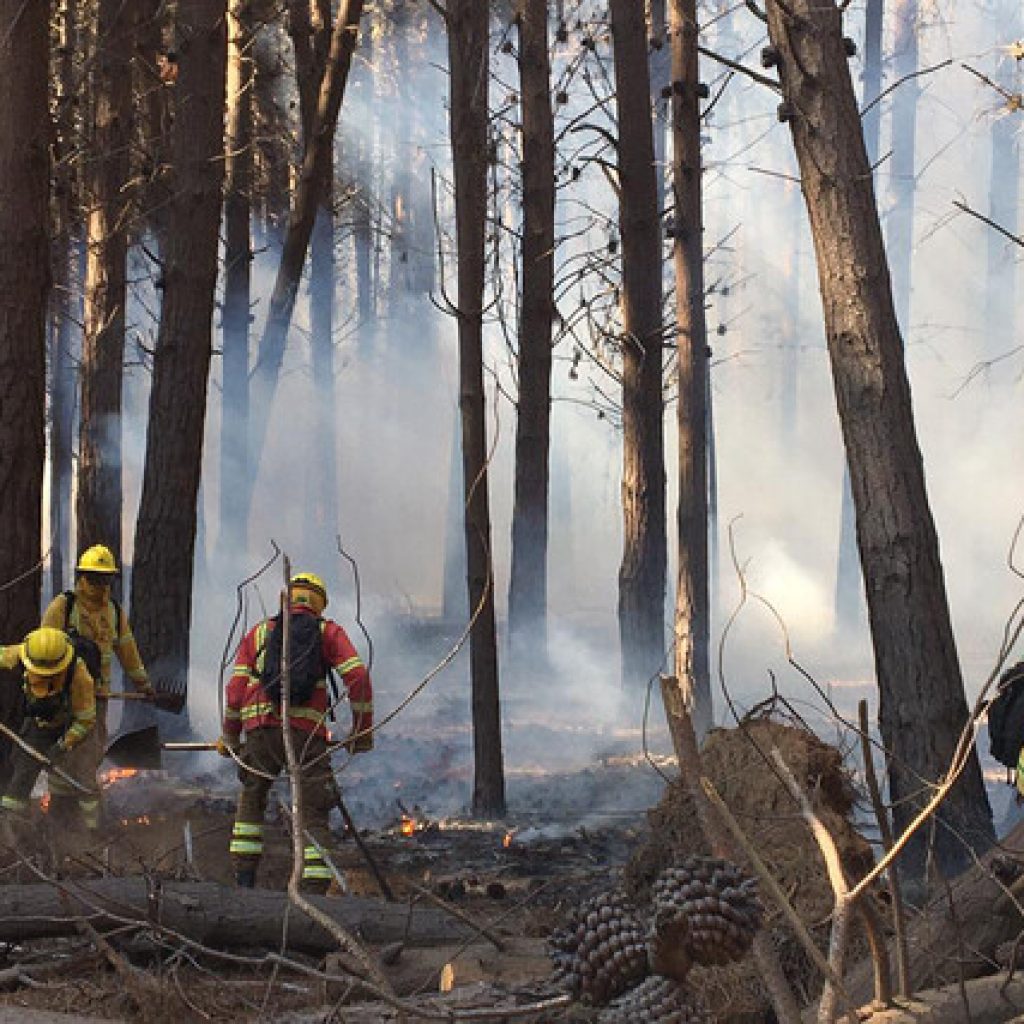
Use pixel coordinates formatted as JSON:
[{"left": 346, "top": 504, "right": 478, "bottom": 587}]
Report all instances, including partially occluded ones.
[
  {"left": 763, "top": 0, "right": 994, "bottom": 879},
  {"left": 508, "top": 0, "right": 555, "bottom": 661},
  {"left": 885, "top": 0, "right": 918, "bottom": 333},
  {"left": 50, "top": 0, "right": 80, "bottom": 597},
  {"left": 836, "top": 0, "right": 883, "bottom": 632},
  {"left": 220, "top": 0, "right": 255, "bottom": 557},
  {"left": 610, "top": 0, "right": 667, "bottom": 688},
  {"left": 669, "top": 0, "right": 711, "bottom": 740},
  {"left": 243, "top": 0, "right": 364, "bottom": 528},
  {"left": 131, "top": 0, "right": 228, "bottom": 688},
  {"left": 0, "top": 0, "right": 49, "bottom": 737},
  {"left": 77, "top": 0, "right": 134, "bottom": 564},
  {"left": 135, "top": 0, "right": 172, "bottom": 244},
  {"left": 309, "top": 0, "right": 339, "bottom": 546},
  {"left": 445, "top": 0, "right": 505, "bottom": 819}
]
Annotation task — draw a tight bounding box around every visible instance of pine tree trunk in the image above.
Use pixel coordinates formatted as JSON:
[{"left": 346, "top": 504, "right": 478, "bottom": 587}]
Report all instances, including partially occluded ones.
[
  {"left": 50, "top": 0, "right": 80, "bottom": 597},
  {"left": 649, "top": 0, "right": 669, "bottom": 214},
  {"left": 220, "top": 0, "right": 255, "bottom": 556},
  {"left": 836, "top": 0, "right": 882, "bottom": 632},
  {"left": 610, "top": 0, "right": 667, "bottom": 688},
  {"left": 78, "top": 0, "right": 134, "bottom": 564},
  {"left": 135, "top": 0, "right": 171, "bottom": 243},
  {"left": 886, "top": 0, "right": 918, "bottom": 332},
  {"left": 0, "top": 0, "right": 49, "bottom": 734},
  {"left": 669, "top": 0, "right": 711, "bottom": 740},
  {"left": 131, "top": 0, "right": 228, "bottom": 687},
  {"left": 508, "top": 0, "right": 554, "bottom": 661},
  {"left": 763, "top": 0, "right": 994, "bottom": 879},
  {"left": 445, "top": 0, "right": 505, "bottom": 819},
  {"left": 243, "top": 0, "right": 364, "bottom": 525}
]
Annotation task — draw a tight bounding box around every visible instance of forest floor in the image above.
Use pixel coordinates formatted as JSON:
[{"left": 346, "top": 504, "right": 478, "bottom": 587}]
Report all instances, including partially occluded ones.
[{"left": 1, "top": 717, "right": 1022, "bottom": 1023}]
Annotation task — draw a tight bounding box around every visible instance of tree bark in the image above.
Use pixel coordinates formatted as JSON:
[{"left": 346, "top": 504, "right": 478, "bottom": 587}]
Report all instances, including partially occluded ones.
[
  {"left": 0, "top": 880, "right": 470, "bottom": 951},
  {"left": 131, "top": 0, "right": 228, "bottom": 689},
  {"left": 763, "top": 0, "right": 994, "bottom": 879},
  {"left": 243, "top": 0, "right": 364, "bottom": 528},
  {"left": 50, "top": 0, "right": 81, "bottom": 598},
  {"left": 610, "top": 0, "right": 667, "bottom": 688},
  {"left": 508, "top": 0, "right": 555, "bottom": 662},
  {"left": 885, "top": 0, "right": 918, "bottom": 332},
  {"left": 445, "top": 0, "right": 505, "bottom": 819},
  {"left": 0, "top": 0, "right": 49, "bottom": 737},
  {"left": 77, "top": 0, "right": 135, "bottom": 566},
  {"left": 220, "top": 0, "right": 255, "bottom": 558},
  {"left": 669, "top": 0, "right": 711, "bottom": 740}
]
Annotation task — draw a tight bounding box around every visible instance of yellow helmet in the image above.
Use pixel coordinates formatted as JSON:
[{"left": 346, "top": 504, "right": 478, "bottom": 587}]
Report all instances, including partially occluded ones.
[
  {"left": 20, "top": 628, "right": 73, "bottom": 676},
  {"left": 290, "top": 571, "right": 328, "bottom": 612},
  {"left": 76, "top": 544, "right": 119, "bottom": 575}
]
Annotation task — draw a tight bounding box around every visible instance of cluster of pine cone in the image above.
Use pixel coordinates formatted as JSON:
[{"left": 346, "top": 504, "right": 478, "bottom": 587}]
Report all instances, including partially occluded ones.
[
  {"left": 547, "top": 891, "right": 650, "bottom": 1005},
  {"left": 651, "top": 856, "right": 763, "bottom": 967},
  {"left": 547, "top": 856, "right": 763, "bottom": 1020}
]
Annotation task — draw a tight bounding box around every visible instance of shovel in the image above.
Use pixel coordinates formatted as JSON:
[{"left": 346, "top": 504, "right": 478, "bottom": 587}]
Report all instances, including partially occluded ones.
[{"left": 102, "top": 678, "right": 188, "bottom": 770}]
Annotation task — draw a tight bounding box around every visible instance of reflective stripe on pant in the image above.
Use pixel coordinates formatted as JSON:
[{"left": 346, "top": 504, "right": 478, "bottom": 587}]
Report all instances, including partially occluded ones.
[{"left": 230, "top": 728, "right": 335, "bottom": 874}]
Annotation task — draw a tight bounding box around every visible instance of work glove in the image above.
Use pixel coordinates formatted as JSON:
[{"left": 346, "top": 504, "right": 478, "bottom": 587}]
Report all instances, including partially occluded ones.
[
  {"left": 136, "top": 679, "right": 156, "bottom": 698},
  {"left": 342, "top": 728, "right": 373, "bottom": 755},
  {"left": 216, "top": 735, "right": 240, "bottom": 758}
]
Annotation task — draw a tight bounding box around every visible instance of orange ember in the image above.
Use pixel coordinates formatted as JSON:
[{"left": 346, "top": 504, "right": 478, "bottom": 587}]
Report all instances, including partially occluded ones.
[
  {"left": 400, "top": 815, "right": 416, "bottom": 836},
  {"left": 502, "top": 831, "right": 514, "bottom": 849},
  {"left": 40, "top": 793, "right": 51, "bottom": 814},
  {"left": 101, "top": 768, "right": 139, "bottom": 787}
]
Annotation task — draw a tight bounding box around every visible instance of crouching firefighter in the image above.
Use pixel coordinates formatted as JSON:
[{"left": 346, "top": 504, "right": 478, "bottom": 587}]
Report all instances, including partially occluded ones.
[
  {"left": 218, "top": 572, "right": 373, "bottom": 891},
  {"left": 0, "top": 628, "right": 98, "bottom": 829}
]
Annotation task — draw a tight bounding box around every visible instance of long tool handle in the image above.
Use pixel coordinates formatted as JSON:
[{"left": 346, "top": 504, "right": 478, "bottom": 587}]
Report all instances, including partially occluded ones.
[
  {"left": 163, "top": 741, "right": 218, "bottom": 751},
  {"left": 0, "top": 719, "right": 94, "bottom": 795},
  {"left": 106, "top": 692, "right": 154, "bottom": 701}
]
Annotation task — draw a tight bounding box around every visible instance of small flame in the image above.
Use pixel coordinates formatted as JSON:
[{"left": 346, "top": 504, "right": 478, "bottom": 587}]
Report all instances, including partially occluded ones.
[
  {"left": 40, "top": 793, "right": 51, "bottom": 814},
  {"left": 400, "top": 815, "right": 416, "bottom": 836},
  {"left": 502, "top": 831, "right": 514, "bottom": 849},
  {"left": 101, "top": 768, "right": 139, "bottom": 788},
  {"left": 120, "top": 815, "right": 151, "bottom": 827}
]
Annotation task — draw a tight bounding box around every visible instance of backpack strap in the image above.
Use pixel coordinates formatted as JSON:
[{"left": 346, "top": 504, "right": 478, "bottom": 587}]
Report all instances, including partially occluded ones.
[{"left": 63, "top": 590, "right": 76, "bottom": 632}]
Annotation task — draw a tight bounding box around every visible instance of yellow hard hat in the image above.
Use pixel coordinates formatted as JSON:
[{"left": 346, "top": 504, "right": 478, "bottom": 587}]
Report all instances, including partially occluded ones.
[
  {"left": 290, "top": 571, "right": 328, "bottom": 611},
  {"left": 76, "top": 544, "right": 119, "bottom": 574},
  {"left": 20, "top": 628, "right": 73, "bottom": 676}
]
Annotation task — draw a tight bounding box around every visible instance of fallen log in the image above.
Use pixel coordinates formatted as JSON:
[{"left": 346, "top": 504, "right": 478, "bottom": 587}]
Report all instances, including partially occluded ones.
[
  {"left": 841, "top": 818, "right": 1024, "bottom": 1005},
  {"left": 0, "top": 879, "right": 471, "bottom": 953}
]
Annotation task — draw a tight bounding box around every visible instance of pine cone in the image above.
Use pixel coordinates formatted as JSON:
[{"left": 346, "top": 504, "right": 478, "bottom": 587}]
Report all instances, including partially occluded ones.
[
  {"left": 547, "top": 891, "right": 650, "bottom": 1005},
  {"left": 596, "top": 976, "right": 711, "bottom": 1024},
  {"left": 651, "top": 857, "right": 763, "bottom": 967}
]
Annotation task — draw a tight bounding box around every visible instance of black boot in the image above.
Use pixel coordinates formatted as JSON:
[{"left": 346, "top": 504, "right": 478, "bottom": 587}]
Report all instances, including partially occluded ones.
[{"left": 235, "top": 867, "right": 256, "bottom": 889}]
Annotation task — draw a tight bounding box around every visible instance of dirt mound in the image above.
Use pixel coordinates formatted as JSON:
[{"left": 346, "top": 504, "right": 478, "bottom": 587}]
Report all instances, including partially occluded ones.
[{"left": 624, "top": 716, "right": 874, "bottom": 1021}]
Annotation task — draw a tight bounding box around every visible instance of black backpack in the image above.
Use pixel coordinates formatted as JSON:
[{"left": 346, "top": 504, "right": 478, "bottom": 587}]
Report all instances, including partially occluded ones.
[
  {"left": 988, "top": 661, "right": 1024, "bottom": 771},
  {"left": 259, "top": 613, "right": 326, "bottom": 706},
  {"left": 62, "top": 590, "right": 120, "bottom": 685}
]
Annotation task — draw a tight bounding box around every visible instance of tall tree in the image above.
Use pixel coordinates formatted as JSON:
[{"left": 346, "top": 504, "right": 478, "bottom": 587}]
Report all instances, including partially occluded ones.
[
  {"left": 610, "top": 0, "right": 667, "bottom": 687},
  {"left": 243, "top": 0, "right": 364, "bottom": 529},
  {"left": 77, "top": 0, "right": 135, "bottom": 563},
  {"left": 0, "top": 0, "right": 49, "bottom": 732},
  {"left": 220, "top": 0, "right": 255, "bottom": 557},
  {"left": 763, "top": 0, "right": 994, "bottom": 879},
  {"left": 667, "top": 0, "right": 711, "bottom": 739},
  {"left": 508, "top": 0, "right": 555, "bottom": 661},
  {"left": 50, "top": 0, "right": 81, "bottom": 596},
  {"left": 132, "top": 0, "right": 228, "bottom": 688},
  {"left": 445, "top": 0, "right": 506, "bottom": 818},
  {"left": 836, "top": 0, "right": 883, "bottom": 631},
  {"left": 885, "top": 0, "right": 918, "bottom": 332}
]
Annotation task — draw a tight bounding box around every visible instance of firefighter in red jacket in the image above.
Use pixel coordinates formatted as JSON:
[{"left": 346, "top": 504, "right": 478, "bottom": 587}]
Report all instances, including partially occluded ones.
[{"left": 219, "top": 572, "right": 373, "bottom": 891}]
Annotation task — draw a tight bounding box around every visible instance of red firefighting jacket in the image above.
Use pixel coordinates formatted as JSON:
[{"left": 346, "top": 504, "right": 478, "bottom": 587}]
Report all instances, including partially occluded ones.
[{"left": 222, "top": 606, "right": 372, "bottom": 742}]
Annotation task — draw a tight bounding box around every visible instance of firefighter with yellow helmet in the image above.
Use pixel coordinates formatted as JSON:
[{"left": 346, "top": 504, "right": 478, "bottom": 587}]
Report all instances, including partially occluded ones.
[
  {"left": 0, "top": 628, "right": 98, "bottom": 828},
  {"left": 41, "top": 545, "right": 152, "bottom": 819}
]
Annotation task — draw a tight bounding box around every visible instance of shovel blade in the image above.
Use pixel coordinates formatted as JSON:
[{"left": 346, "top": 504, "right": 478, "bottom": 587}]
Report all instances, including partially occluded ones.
[{"left": 104, "top": 726, "right": 162, "bottom": 770}]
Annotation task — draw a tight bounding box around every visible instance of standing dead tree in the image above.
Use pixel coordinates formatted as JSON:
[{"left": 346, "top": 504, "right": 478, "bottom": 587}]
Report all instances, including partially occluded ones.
[
  {"left": 760, "top": 0, "right": 994, "bottom": 880},
  {"left": 443, "top": 0, "right": 506, "bottom": 818},
  {"left": 610, "top": 0, "right": 668, "bottom": 689}
]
